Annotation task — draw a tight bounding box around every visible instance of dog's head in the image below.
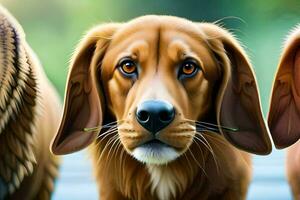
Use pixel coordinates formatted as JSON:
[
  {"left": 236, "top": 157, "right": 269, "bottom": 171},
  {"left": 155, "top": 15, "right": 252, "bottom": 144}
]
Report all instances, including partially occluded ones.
[
  {"left": 268, "top": 26, "right": 300, "bottom": 149},
  {"left": 51, "top": 16, "right": 271, "bottom": 164}
]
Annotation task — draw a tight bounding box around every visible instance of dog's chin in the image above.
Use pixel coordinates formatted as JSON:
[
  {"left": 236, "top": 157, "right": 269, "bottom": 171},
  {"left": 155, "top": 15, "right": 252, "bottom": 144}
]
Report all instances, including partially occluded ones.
[{"left": 131, "top": 140, "right": 180, "bottom": 165}]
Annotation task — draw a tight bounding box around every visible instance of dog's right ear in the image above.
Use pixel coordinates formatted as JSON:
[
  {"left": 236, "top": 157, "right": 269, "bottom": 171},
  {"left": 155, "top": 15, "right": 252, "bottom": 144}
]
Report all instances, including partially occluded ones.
[
  {"left": 51, "top": 24, "right": 120, "bottom": 155},
  {"left": 268, "top": 27, "right": 300, "bottom": 149}
]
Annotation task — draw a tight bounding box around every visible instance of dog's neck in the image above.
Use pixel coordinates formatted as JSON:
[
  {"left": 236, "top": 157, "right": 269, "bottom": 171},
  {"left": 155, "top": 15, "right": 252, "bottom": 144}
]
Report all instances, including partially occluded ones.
[
  {"left": 145, "top": 141, "right": 212, "bottom": 200},
  {"left": 145, "top": 136, "right": 242, "bottom": 200},
  {"left": 95, "top": 132, "right": 238, "bottom": 200},
  {"left": 0, "top": 21, "right": 38, "bottom": 198}
]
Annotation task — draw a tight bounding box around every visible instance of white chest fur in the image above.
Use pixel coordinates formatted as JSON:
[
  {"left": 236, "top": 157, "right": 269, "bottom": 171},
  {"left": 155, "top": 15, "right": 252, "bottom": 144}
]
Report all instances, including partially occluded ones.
[{"left": 147, "top": 165, "right": 179, "bottom": 200}]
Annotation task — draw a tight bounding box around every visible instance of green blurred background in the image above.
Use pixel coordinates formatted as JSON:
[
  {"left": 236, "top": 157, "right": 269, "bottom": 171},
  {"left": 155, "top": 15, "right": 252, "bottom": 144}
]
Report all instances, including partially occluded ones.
[{"left": 1, "top": 0, "right": 300, "bottom": 115}]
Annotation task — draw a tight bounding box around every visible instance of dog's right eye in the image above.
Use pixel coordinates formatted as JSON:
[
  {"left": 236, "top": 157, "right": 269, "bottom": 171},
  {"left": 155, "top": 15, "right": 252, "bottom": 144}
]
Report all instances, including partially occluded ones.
[{"left": 118, "top": 58, "right": 138, "bottom": 77}]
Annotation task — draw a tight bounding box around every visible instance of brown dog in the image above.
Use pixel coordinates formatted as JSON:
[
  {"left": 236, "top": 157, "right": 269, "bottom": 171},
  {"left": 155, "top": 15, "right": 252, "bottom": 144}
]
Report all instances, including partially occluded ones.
[
  {"left": 0, "top": 6, "right": 61, "bottom": 200},
  {"left": 52, "top": 15, "right": 271, "bottom": 200},
  {"left": 268, "top": 26, "right": 300, "bottom": 199}
]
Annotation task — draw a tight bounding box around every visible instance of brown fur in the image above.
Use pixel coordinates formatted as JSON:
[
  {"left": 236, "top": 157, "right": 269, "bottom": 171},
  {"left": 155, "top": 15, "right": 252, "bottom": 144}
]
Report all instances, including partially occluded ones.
[
  {"left": 52, "top": 15, "right": 271, "bottom": 200},
  {"left": 268, "top": 25, "right": 300, "bottom": 199},
  {"left": 0, "top": 6, "right": 61, "bottom": 200}
]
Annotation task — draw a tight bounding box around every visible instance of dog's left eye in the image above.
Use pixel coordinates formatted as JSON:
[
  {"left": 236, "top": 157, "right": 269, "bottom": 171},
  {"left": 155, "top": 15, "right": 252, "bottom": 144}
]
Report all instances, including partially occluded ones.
[
  {"left": 118, "top": 58, "right": 138, "bottom": 77},
  {"left": 178, "top": 59, "right": 200, "bottom": 78}
]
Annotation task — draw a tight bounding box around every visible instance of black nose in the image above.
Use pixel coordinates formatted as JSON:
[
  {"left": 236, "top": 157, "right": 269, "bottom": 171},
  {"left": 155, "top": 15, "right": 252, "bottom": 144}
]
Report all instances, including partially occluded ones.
[{"left": 136, "top": 100, "right": 175, "bottom": 134}]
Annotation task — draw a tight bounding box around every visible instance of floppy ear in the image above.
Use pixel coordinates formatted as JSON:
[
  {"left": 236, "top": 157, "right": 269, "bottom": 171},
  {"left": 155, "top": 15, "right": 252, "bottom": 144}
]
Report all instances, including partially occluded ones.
[
  {"left": 51, "top": 23, "right": 120, "bottom": 155},
  {"left": 268, "top": 26, "right": 300, "bottom": 149},
  {"left": 199, "top": 23, "right": 272, "bottom": 155}
]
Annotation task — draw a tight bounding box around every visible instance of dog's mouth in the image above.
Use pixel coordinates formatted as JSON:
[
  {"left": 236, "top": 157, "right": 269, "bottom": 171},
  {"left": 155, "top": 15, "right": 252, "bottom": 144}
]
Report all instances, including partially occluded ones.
[
  {"left": 131, "top": 138, "right": 180, "bottom": 165},
  {"left": 142, "top": 139, "right": 168, "bottom": 147}
]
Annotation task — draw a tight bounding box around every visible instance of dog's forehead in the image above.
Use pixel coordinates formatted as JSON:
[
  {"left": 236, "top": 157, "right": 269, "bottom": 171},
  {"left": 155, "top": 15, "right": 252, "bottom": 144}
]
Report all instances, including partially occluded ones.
[
  {"left": 104, "top": 17, "right": 210, "bottom": 64},
  {"left": 110, "top": 15, "right": 204, "bottom": 46}
]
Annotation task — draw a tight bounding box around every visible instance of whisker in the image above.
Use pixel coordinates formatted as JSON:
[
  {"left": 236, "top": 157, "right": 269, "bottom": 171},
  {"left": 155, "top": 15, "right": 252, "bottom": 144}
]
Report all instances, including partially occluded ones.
[
  {"left": 183, "top": 152, "right": 194, "bottom": 173},
  {"left": 182, "top": 130, "right": 213, "bottom": 176},
  {"left": 187, "top": 148, "right": 208, "bottom": 177},
  {"left": 195, "top": 132, "right": 220, "bottom": 173},
  {"left": 96, "top": 127, "right": 118, "bottom": 139},
  {"left": 113, "top": 140, "right": 122, "bottom": 171},
  {"left": 200, "top": 131, "right": 235, "bottom": 173},
  {"left": 106, "top": 135, "right": 121, "bottom": 166},
  {"left": 195, "top": 122, "right": 239, "bottom": 132},
  {"left": 84, "top": 125, "right": 115, "bottom": 132},
  {"left": 184, "top": 119, "right": 238, "bottom": 132},
  {"left": 107, "top": 135, "right": 121, "bottom": 160},
  {"left": 99, "top": 133, "right": 119, "bottom": 161},
  {"left": 201, "top": 132, "right": 230, "bottom": 146},
  {"left": 186, "top": 130, "right": 220, "bottom": 174},
  {"left": 118, "top": 142, "right": 128, "bottom": 173},
  {"left": 114, "top": 140, "right": 123, "bottom": 160},
  {"left": 191, "top": 138, "right": 206, "bottom": 170},
  {"left": 196, "top": 125, "right": 221, "bottom": 133},
  {"left": 195, "top": 122, "right": 238, "bottom": 132},
  {"left": 99, "top": 125, "right": 118, "bottom": 132},
  {"left": 102, "top": 136, "right": 119, "bottom": 172},
  {"left": 120, "top": 147, "right": 127, "bottom": 173},
  {"left": 194, "top": 134, "right": 214, "bottom": 155},
  {"left": 83, "top": 120, "right": 125, "bottom": 132}
]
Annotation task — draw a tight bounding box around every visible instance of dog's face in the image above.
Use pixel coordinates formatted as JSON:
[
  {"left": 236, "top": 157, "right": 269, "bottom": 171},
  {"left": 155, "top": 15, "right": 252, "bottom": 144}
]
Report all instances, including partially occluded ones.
[
  {"left": 51, "top": 16, "right": 272, "bottom": 164},
  {"left": 100, "top": 21, "right": 219, "bottom": 164}
]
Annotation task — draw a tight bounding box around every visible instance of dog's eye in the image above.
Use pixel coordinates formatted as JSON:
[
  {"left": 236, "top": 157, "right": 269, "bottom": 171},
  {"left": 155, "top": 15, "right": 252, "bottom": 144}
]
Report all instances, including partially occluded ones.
[
  {"left": 118, "top": 59, "right": 138, "bottom": 77},
  {"left": 179, "top": 59, "right": 200, "bottom": 78},
  {"left": 182, "top": 62, "right": 196, "bottom": 74}
]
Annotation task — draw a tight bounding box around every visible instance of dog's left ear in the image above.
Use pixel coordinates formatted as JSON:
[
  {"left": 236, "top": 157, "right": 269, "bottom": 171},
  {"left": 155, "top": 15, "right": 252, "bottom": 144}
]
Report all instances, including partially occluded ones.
[{"left": 199, "top": 23, "right": 272, "bottom": 155}]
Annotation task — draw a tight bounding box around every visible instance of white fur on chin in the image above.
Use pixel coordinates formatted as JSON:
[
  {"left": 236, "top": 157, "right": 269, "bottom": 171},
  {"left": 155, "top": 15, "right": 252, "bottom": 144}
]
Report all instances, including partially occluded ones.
[{"left": 132, "top": 145, "right": 179, "bottom": 165}]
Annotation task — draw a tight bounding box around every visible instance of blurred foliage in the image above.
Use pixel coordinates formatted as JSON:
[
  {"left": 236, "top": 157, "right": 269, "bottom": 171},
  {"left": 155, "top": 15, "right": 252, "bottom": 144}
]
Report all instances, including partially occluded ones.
[{"left": 0, "top": 0, "right": 300, "bottom": 114}]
